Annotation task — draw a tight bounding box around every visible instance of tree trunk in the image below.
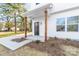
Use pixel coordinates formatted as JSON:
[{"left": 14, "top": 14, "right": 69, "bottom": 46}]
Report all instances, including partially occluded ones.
[
  {"left": 24, "top": 17, "right": 27, "bottom": 38},
  {"left": 14, "top": 13, "right": 17, "bottom": 33},
  {"left": 6, "top": 16, "right": 10, "bottom": 31},
  {"left": 8, "top": 27, "right": 10, "bottom": 31}
]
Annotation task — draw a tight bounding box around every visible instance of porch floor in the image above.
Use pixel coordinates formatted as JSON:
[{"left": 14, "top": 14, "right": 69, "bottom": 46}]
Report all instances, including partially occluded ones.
[{"left": 26, "top": 35, "right": 45, "bottom": 42}]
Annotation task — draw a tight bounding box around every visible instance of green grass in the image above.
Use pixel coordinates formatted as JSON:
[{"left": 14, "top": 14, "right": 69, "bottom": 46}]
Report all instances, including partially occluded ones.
[{"left": 0, "top": 31, "right": 24, "bottom": 38}]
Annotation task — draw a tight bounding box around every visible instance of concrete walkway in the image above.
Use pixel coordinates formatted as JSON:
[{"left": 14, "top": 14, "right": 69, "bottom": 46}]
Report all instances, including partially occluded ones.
[
  {"left": 0, "top": 32, "right": 46, "bottom": 50},
  {"left": 0, "top": 33, "right": 33, "bottom": 50}
]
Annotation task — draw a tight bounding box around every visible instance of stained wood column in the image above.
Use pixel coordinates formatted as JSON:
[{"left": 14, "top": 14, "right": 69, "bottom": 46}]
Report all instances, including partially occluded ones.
[
  {"left": 24, "top": 17, "right": 27, "bottom": 38},
  {"left": 45, "top": 10, "right": 48, "bottom": 41}
]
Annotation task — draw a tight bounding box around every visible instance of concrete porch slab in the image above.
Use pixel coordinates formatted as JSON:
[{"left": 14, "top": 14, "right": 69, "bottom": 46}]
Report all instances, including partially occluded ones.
[
  {"left": 0, "top": 34, "right": 33, "bottom": 50},
  {"left": 26, "top": 35, "right": 45, "bottom": 42},
  {"left": 26, "top": 35, "right": 49, "bottom": 42},
  {"left": 0, "top": 34, "right": 48, "bottom": 51}
]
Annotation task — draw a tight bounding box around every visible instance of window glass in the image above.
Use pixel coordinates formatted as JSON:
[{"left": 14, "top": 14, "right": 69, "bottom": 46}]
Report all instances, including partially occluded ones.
[
  {"left": 57, "top": 18, "right": 65, "bottom": 25},
  {"left": 78, "top": 16, "right": 79, "bottom": 23},
  {"left": 67, "top": 25, "right": 78, "bottom": 31},
  {"left": 57, "top": 25, "right": 65, "bottom": 31},
  {"left": 67, "top": 16, "right": 78, "bottom": 32},
  {"left": 56, "top": 18, "right": 65, "bottom": 31},
  {"left": 67, "top": 16, "right": 78, "bottom": 24}
]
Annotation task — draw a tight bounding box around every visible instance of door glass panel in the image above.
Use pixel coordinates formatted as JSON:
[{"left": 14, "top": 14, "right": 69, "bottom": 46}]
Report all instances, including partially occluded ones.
[{"left": 34, "top": 22, "right": 39, "bottom": 35}]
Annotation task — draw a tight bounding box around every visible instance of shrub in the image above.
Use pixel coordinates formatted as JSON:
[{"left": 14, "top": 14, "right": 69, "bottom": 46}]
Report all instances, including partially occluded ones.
[
  {"left": 51, "top": 43, "right": 55, "bottom": 46},
  {"left": 35, "top": 40, "right": 41, "bottom": 44},
  {"left": 49, "top": 37, "right": 53, "bottom": 39},
  {"left": 66, "top": 38, "right": 71, "bottom": 41},
  {"left": 54, "top": 37, "right": 58, "bottom": 39},
  {"left": 21, "top": 37, "right": 26, "bottom": 40}
]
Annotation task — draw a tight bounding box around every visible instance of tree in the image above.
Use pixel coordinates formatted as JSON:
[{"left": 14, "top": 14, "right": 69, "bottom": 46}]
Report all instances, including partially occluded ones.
[
  {"left": 0, "top": 3, "right": 32, "bottom": 33},
  {"left": 0, "top": 4, "right": 13, "bottom": 20},
  {"left": 0, "top": 3, "right": 26, "bottom": 33},
  {"left": 7, "top": 3, "right": 26, "bottom": 33},
  {"left": 5, "top": 21, "right": 14, "bottom": 31},
  {"left": 0, "top": 4, "right": 14, "bottom": 31},
  {"left": 29, "top": 20, "right": 32, "bottom": 32},
  {"left": 0, "top": 22, "right": 3, "bottom": 31}
]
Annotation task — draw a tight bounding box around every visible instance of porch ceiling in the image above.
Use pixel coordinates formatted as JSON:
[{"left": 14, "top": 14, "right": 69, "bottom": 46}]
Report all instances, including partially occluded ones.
[{"left": 26, "top": 3, "right": 53, "bottom": 18}]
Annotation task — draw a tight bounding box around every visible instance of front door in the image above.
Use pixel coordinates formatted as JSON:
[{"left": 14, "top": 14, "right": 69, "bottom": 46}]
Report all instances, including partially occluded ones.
[{"left": 34, "top": 22, "right": 39, "bottom": 35}]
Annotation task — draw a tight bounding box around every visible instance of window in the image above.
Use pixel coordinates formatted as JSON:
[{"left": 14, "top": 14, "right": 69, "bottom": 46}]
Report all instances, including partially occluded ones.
[
  {"left": 36, "top": 3, "right": 40, "bottom": 5},
  {"left": 67, "top": 16, "right": 79, "bottom": 32},
  {"left": 56, "top": 18, "right": 65, "bottom": 31}
]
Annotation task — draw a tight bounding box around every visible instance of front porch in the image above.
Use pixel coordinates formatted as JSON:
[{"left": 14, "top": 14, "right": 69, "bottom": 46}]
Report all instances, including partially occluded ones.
[
  {"left": 0, "top": 33, "right": 46, "bottom": 50},
  {"left": 25, "top": 3, "right": 53, "bottom": 42}
]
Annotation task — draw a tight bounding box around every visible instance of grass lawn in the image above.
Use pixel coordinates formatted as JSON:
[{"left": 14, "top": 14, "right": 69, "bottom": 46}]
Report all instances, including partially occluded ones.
[{"left": 0, "top": 31, "right": 24, "bottom": 38}]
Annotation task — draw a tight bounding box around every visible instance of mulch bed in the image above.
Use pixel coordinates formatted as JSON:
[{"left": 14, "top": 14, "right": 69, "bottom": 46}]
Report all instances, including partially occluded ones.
[
  {"left": 12, "top": 37, "right": 27, "bottom": 43},
  {"left": 27, "top": 37, "right": 79, "bottom": 56}
]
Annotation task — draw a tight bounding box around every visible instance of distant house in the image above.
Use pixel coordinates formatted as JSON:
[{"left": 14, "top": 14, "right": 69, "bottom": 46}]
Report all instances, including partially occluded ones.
[
  {"left": 0, "top": 20, "right": 7, "bottom": 31},
  {"left": 11, "top": 27, "right": 20, "bottom": 31},
  {"left": 26, "top": 3, "right": 79, "bottom": 41}
]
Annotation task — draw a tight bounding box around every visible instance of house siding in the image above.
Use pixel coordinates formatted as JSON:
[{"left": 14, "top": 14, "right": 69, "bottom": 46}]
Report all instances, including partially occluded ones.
[
  {"left": 32, "top": 5, "right": 79, "bottom": 41},
  {"left": 48, "top": 7, "right": 79, "bottom": 40}
]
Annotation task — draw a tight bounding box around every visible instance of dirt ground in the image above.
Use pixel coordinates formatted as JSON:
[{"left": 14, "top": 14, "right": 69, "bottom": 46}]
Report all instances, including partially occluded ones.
[
  {"left": 0, "top": 37, "right": 79, "bottom": 56},
  {"left": 0, "top": 44, "right": 48, "bottom": 56},
  {"left": 27, "top": 37, "right": 79, "bottom": 56}
]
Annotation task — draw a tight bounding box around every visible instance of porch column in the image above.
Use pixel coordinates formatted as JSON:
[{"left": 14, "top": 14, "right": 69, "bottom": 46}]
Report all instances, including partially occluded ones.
[
  {"left": 45, "top": 10, "right": 48, "bottom": 41},
  {"left": 24, "top": 17, "right": 27, "bottom": 38}
]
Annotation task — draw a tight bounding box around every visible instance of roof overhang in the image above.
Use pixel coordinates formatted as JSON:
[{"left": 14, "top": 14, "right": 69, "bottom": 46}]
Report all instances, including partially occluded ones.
[{"left": 25, "top": 3, "right": 53, "bottom": 18}]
